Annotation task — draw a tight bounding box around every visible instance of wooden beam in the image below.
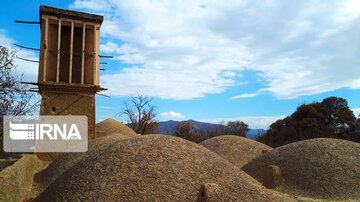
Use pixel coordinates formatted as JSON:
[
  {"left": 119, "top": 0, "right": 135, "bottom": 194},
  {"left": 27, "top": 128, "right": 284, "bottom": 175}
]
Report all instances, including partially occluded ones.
[
  {"left": 14, "top": 20, "right": 40, "bottom": 24},
  {"left": 99, "top": 55, "right": 113, "bottom": 58},
  {"left": 81, "top": 23, "right": 86, "bottom": 84},
  {"left": 43, "top": 18, "right": 49, "bottom": 82},
  {"left": 93, "top": 24, "right": 97, "bottom": 85},
  {"left": 13, "top": 43, "right": 40, "bottom": 51},
  {"left": 96, "top": 26, "right": 100, "bottom": 85},
  {"left": 17, "top": 56, "right": 39, "bottom": 63},
  {"left": 42, "top": 15, "right": 98, "bottom": 26},
  {"left": 69, "top": 21, "right": 74, "bottom": 83},
  {"left": 56, "top": 19, "right": 61, "bottom": 82},
  {"left": 21, "top": 81, "right": 40, "bottom": 85}
]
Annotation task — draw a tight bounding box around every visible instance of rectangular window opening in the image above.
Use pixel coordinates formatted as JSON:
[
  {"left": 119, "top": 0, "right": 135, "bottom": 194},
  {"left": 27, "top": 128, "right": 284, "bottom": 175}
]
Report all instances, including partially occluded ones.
[
  {"left": 72, "top": 25, "right": 83, "bottom": 84},
  {"left": 59, "top": 25, "right": 71, "bottom": 83}
]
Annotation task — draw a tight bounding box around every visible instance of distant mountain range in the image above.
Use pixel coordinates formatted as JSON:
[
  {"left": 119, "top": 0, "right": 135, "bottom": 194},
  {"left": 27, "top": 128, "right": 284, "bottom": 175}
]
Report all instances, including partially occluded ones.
[{"left": 156, "top": 120, "right": 266, "bottom": 139}]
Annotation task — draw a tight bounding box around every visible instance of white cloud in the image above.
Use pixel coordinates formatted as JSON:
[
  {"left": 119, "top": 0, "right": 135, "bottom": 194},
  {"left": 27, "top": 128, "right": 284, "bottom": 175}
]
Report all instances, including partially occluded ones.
[
  {"left": 159, "top": 111, "right": 185, "bottom": 121},
  {"left": 352, "top": 108, "right": 360, "bottom": 117},
  {"left": 0, "top": 30, "right": 38, "bottom": 82},
  {"left": 71, "top": 0, "right": 360, "bottom": 100},
  {"left": 231, "top": 93, "right": 261, "bottom": 99},
  {"left": 336, "top": 0, "right": 360, "bottom": 24},
  {"left": 99, "top": 106, "right": 113, "bottom": 110},
  {"left": 0, "top": 30, "right": 13, "bottom": 45},
  {"left": 201, "top": 115, "right": 286, "bottom": 129},
  {"left": 69, "top": 0, "right": 112, "bottom": 11}
]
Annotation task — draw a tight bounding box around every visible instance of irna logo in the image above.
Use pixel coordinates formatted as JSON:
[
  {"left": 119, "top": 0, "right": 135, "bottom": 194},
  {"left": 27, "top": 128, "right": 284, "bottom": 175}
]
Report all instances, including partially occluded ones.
[
  {"left": 3, "top": 116, "right": 88, "bottom": 152},
  {"left": 9, "top": 122, "right": 82, "bottom": 140}
]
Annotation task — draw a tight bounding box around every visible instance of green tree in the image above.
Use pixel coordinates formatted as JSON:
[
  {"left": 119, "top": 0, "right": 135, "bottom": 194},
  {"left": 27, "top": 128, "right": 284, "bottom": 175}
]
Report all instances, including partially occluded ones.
[
  {"left": 257, "top": 97, "right": 358, "bottom": 147},
  {"left": 257, "top": 117, "right": 296, "bottom": 147},
  {"left": 320, "top": 97, "right": 356, "bottom": 136}
]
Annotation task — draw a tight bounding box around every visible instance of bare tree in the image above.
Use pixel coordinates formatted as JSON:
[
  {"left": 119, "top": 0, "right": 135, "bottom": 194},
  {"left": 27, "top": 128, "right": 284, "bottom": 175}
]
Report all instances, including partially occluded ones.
[
  {"left": 174, "top": 120, "right": 249, "bottom": 142},
  {"left": 121, "top": 94, "right": 158, "bottom": 135},
  {"left": 195, "top": 120, "right": 249, "bottom": 139},
  {"left": 226, "top": 120, "right": 249, "bottom": 137},
  {"left": 0, "top": 46, "right": 38, "bottom": 155},
  {"left": 197, "top": 121, "right": 227, "bottom": 138}
]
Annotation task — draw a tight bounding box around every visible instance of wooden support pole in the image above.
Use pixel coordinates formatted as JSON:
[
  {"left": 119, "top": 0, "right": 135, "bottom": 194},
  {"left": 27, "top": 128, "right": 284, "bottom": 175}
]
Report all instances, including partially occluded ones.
[
  {"left": 81, "top": 23, "right": 86, "bottom": 84},
  {"left": 56, "top": 19, "right": 61, "bottom": 82},
  {"left": 42, "top": 18, "right": 48, "bottom": 82},
  {"left": 69, "top": 21, "right": 74, "bottom": 83},
  {"left": 96, "top": 26, "right": 100, "bottom": 85},
  {"left": 93, "top": 24, "right": 97, "bottom": 85},
  {"left": 14, "top": 20, "right": 40, "bottom": 24}
]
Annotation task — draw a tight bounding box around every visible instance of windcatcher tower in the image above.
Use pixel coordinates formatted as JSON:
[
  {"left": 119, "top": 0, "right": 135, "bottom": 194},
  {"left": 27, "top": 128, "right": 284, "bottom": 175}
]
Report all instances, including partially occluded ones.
[{"left": 38, "top": 6, "right": 104, "bottom": 139}]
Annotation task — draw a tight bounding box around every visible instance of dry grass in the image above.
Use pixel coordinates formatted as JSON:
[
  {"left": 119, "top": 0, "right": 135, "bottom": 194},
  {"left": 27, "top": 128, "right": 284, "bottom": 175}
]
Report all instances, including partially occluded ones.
[
  {"left": 0, "top": 155, "right": 48, "bottom": 201},
  {"left": 200, "top": 135, "right": 272, "bottom": 167},
  {"left": 35, "top": 118, "right": 138, "bottom": 161},
  {"left": 242, "top": 138, "right": 360, "bottom": 200},
  {"left": 35, "top": 135, "right": 291, "bottom": 201},
  {"left": 34, "top": 134, "right": 136, "bottom": 191},
  {"left": 95, "top": 118, "right": 138, "bottom": 138},
  {"left": 0, "top": 159, "right": 17, "bottom": 171}
]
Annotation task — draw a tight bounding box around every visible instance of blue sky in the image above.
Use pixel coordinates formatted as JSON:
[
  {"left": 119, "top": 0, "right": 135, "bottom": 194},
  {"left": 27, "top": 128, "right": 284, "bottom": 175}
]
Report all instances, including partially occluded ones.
[{"left": 1, "top": 0, "right": 360, "bottom": 129}]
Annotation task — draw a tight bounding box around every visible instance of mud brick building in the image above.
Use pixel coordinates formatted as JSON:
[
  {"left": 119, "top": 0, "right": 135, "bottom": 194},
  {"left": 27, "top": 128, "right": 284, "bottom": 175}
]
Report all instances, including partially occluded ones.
[{"left": 38, "top": 6, "right": 104, "bottom": 139}]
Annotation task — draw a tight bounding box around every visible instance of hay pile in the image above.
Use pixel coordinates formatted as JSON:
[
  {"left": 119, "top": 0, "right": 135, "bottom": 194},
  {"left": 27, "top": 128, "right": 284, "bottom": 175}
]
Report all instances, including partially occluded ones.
[
  {"left": 36, "top": 135, "right": 289, "bottom": 201},
  {"left": 96, "top": 118, "right": 137, "bottom": 138},
  {"left": 242, "top": 138, "right": 360, "bottom": 200},
  {"left": 200, "top": 135, "right": 272, "bottom": 167},
  {"left": 36, "top": 118, "right": 137, "bottom": 161},
  {"left": 0, "top": 155, "right": 48, "bottom": 201},
  {"left": 34, "top": 134, "right": 135, "bottom": 190}
]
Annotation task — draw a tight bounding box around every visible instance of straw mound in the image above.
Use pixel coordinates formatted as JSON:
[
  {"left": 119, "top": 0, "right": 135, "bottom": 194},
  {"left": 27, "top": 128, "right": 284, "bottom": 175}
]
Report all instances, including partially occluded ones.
[
  {"left": 200, "top": 135, "right": 272, "bottom": 167},
  {"left": 0, "top": 155, "right": 48, "bottom": 202},
  {"left": 96, "top": 118, "right": 137, "bottom": 138},
  {"left": 35, "top": 119, "right": 137, "bottom": 162},
  {"left": 36, "top": 135, "right": 287, "bottom": 201},
  {"left": 34, "top": 134, "right": 134, "bottom": 190},
  {"left": 199, "top": 135, "right": 272, "bottom": 167},
  {"left": 242, "top": 138, "right": 360, "bottom": 200}
]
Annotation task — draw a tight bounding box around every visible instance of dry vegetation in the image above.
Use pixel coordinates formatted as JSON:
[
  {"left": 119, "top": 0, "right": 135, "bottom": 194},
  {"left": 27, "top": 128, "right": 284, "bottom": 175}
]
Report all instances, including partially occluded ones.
[
  {"left": 35, "top": 135, "right": 290, "bottom": 202},
  {"left": 242, "top": 138, "right": 360, "bottom": 200},
  {"left": 200, "top": 135, "right": 272, "bottom": 167},
  {"left": 95, "top": 118, "right": 138, "bottom": 137},
  {"left": 34, "top": 119, "right": 139, "bottom": 191},
  {"left": 0, "top": 155, "right": 48, "bottom": 201},
  {"left": 34, "top": 134, "right": 136, "bottom": 191},
  {"left": 1, "top": 119, "right": 360, "bottom": 201}
]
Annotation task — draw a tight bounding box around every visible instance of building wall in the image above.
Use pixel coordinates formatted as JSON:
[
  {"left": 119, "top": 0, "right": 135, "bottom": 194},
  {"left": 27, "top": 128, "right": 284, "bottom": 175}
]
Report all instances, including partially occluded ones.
[{"left": 40, "top": 91, "right": 96, "bottom": 139}]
